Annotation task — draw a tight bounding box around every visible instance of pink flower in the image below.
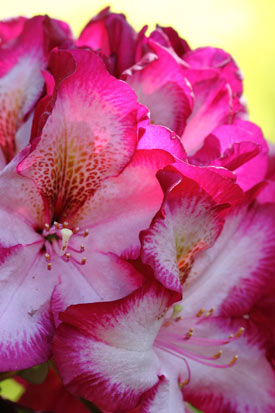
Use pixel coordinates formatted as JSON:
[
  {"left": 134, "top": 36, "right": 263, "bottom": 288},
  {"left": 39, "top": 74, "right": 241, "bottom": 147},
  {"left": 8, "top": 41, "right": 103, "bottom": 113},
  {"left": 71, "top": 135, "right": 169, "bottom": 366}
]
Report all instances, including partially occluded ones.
[
  {"left": 53, "top": 163, "right": 275, "bottom": 412},
  {"left": 0, "top": 15, "right": 72, "bottom": 169},
  {"left": 0, "top": 47, "right": 174, "bottom": 370}
]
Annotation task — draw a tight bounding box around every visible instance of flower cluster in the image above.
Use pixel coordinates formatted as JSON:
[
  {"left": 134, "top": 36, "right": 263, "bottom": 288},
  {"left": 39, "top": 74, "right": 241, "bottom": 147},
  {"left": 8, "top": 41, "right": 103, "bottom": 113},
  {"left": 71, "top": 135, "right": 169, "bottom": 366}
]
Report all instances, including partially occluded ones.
[{"left": 0, "top": 8, "right": 274, "bottom": 413}]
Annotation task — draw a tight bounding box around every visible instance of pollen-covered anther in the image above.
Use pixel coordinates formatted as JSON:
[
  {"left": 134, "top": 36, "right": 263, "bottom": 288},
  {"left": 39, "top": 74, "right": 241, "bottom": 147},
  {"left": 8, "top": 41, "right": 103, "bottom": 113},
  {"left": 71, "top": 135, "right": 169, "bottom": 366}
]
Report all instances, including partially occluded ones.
[
  {"left": 54, "top": 221, "right": 60, "bottom": 230},
  {"left": 234, "top": 327, "right": 245, "bottom": 338},
  {"left": 212, "top": 350, "right": 222, "bottom": 359},
  {"left": 228, "top": 355, "right": 238, "bottom": 366},
  {"left": 80, "top": 244, "right": 85, "bottom": 252},
  {"left": 63, "top": 221, "right": 69, "bottom": 227},
  {"left": 73, "top": 227, "right": 80, "bottom": 234},
  {"left": 185, "top": 328, "right": 194, "bottom": 339},
  {"left": 47, "top": 263, "right": 52, "bottom": 271},
  {"left": 204, "top": 307, "right": 214, "bottom": 317},
  {"left": 44, "top": 223, "right": 50, "bottom": 231},
  {"left": 196, "top": 308, "right": 205, "bottom": 317},
  {"left": 44, "top": 253, "right": 50, "bottom": 262},
  {"left": 81, "top": 257, "right": 87, "bottom": 265},
  {"left": 83, "top": 229, "right": 89, "bottom": 237},
  {"left": 65, "top": 252, "right": 71, "bottom": 260}
]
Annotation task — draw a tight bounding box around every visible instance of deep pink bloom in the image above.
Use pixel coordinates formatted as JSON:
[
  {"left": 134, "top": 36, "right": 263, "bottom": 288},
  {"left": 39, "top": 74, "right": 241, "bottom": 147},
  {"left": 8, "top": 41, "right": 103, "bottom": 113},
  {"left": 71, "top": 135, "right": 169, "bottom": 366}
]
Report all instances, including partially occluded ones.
[
  {"left": 0, "top": 15, "right": 72, "bottom": 169},
  {"left": 0, "top": 48, "right": 174, "bottom": 370}
]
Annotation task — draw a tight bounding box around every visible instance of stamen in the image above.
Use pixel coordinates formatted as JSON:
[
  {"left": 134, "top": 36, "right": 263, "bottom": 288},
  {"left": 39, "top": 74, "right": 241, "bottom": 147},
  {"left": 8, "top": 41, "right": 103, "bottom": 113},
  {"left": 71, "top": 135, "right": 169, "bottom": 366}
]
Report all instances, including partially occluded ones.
[
  {"left": 47, "top": 263, "right": 52, "bottom": 271},
  {"left": 212, "top": 350, "right": 223, "bottom": 359},
  {"left": 54, "top": 221, "right": 60, "bottom": 230},
  {"left": 185, "top": 328, "right": 194, "bottom": 339},
  {"left": 63, "top": 221, "right": 69, "bottom": 227},
  {"left": 81, "top": 257, "right": 87, "bottom": 265},
  {"left": 44, "top": 253, "right": 50, "bottom": 261},
  {"left": 229, "top": 355, "right": 238, "bottom": 366},
  {"left": 44, "top": 223, "right": 50, "bottom": 231},
  {"left": 196, "top": 308, "right": 205, "bottom": 317},
  {"left": 80, "top": 244, "right": 85, "bottom": 252},
  {"left": 233, "top": 327, "right": 245, "bottom": 338},
  {"left": 83, "top": 229, "right": 89, "bottom": 237},
  {"left": 60, "top": 228, "right": 73, "bottom": 256},
  {"left": 204, "top": 307, "right": 214, "bottom": 317},
  {"left": 73, "top": 227, "right": 80, "bottom": 234},
  {"left": 65, "top": 252, "right": 71, "bottom": 260}
]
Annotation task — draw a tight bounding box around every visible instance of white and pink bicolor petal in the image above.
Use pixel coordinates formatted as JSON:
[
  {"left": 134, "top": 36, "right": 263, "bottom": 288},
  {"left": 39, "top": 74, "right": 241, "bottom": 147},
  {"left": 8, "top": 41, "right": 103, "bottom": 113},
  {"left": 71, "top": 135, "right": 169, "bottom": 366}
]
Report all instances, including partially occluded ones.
[
  {"left": 141, "top": 171, "right": 225, "bottom": 293},
  {"left": 54, "top": 281, "right": 175, "bottom": 412}
]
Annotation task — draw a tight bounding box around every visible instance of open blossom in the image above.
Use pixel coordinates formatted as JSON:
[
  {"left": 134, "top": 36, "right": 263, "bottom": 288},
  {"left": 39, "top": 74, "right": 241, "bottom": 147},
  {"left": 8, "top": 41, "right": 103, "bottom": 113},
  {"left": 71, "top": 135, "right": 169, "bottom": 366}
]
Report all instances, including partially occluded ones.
[
  {"left": 53, "top": 163, "right": 275, "bottom": 412},
  {"left": 0, "top": 47, "right": 177, "bottom": 371},
  {"left": 0, "top": 7, "right": 274, "bottom": 413}
]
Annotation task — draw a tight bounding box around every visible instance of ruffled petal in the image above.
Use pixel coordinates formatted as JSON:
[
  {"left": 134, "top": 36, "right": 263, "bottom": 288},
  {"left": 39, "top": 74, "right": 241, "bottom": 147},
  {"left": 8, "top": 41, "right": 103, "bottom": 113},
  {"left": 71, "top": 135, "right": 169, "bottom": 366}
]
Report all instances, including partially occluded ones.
[
  {"left": 181, "top": 203, "right": 275, "bottom": 318},
  {"left": 141, "top": 173, "right": 225, "bottom": 293},
  {"left": 77, "top": 7, "right": 137, "bottom": 77},
  {"left": 123, "top": 41, "right": 193, "bottom": 136},
  {"left": 19, "top": 49, "right": 141, "bottom": 222},
  {"left": 53, "top": 281, "right": 174, "bottom": 411},
  {"left": 74, "top": 149, "right": 175, "bottom": 256}
]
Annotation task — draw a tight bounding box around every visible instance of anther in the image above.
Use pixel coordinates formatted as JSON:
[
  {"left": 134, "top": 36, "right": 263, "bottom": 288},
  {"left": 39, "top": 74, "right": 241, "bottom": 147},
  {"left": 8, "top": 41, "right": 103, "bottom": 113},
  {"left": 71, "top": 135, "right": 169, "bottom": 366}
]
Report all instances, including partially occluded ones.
[
  {"left": 45, "top": 253, "right": 50, "bottom": 261},
  {"left": 54, "top": 221, "right": 60, "bottom": 229},
  {"left": 205, "top": 308, "right": 214, "bottom": 317},
  {"left": 196, "top": 308, "right": 205, "bottom": 317},
  {"left": 179, "top": 378, "right": 189, "bottom": 389},
  {"left": 80, "top": 244, "right": 85, "bottom": 252},
  {"left": 229, "top": 355, "right": 238, "bottom": 366},
  {"left": 234, "top": 327, "right": 245, "bottom": 338},
  {"left": 73, "top": 227, "right": 80, "bottom": 234},
  {"left": 185, "top": 328, "right": 194, "bottom": 339},
  {"left": 212, "top": 350, "right": 222, "bottom": 359},
  {"left": 81, "top": 257, "right": 87, "bottom": 265},
  {"left": 83, "top": 229, "right": 89, "bottom": 237},
  {"left": 63, "top": 221, "right": 69, "bottom": 227},
  {"left": 44, "top": 223, "right": 50, "bottom": 231},
  {"left": 47, "top": 263, "right": 52, "bottom": 271},
  {"left": 65, "top": 252, "right": 71, "bottom": 260}
]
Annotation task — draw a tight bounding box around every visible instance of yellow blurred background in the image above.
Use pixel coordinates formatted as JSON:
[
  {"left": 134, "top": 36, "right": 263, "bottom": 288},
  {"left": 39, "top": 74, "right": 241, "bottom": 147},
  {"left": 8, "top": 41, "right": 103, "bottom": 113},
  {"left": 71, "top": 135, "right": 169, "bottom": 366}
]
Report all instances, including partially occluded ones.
[{"left": 0, "top": 0, "right": 274, "bottom": 141}]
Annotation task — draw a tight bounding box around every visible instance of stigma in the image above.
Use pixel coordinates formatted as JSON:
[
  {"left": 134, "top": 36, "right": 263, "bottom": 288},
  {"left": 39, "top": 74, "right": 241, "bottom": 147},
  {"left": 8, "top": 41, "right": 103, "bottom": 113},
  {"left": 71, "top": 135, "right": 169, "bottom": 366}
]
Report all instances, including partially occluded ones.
[{"left": 42, "top": 221, "right": 88, "bottom": 270}]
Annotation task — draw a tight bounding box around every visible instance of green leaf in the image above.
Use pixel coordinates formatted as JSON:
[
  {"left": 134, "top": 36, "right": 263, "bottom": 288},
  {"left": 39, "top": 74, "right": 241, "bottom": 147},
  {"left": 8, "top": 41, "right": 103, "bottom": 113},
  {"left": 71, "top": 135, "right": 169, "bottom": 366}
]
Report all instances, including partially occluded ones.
[{"left": 19, "top": 362, "right": 49, "bottom": 385}]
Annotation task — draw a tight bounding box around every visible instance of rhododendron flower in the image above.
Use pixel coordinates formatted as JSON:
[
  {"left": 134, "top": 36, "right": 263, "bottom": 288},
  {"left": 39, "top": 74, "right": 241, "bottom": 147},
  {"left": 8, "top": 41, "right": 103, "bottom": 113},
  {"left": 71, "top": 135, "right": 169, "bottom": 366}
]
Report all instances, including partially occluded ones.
[
  {"left": 0, "top": 7, "right": 274, "bottom": 413},
  {"left": 0, "top": 47, "right": 175, "bottom": 371}
]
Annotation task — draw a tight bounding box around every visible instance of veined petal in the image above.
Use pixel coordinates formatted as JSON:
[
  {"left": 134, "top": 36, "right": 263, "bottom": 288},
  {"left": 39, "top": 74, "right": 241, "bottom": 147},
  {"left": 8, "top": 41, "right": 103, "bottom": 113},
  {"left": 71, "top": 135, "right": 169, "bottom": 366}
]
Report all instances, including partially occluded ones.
[
  {"left": 141, "top": 174, "right": 224, "bottom": 293},
  {"left": 54, "top": 281, "right": 174, "bottom": 411},
  {"left": 19, "top": 49, "right": 141, "bottom": 222},
  {"left": 73, "top": 149, "right": 175, "bottom": 256},
  {"left": 123, "top": 40, "right": 193, "bottom": 136},
  {"left": 182, "top": 203, "right": 275, "bottom": 317},
  {"left": 0, "top": 148, "right": 46, "bottom": 227}
]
